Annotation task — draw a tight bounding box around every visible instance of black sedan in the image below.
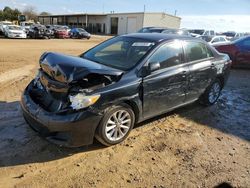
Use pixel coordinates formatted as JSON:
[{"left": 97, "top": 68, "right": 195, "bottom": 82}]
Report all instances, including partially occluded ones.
[
  {"left": 21, "top": 33, "right": 231, "bottom": 147},
  {"left": 69, "top": 28, "right": 91, "bottom": 39},
  {"left": 28, "top": 24, "right": 53, "bottom": 39}
]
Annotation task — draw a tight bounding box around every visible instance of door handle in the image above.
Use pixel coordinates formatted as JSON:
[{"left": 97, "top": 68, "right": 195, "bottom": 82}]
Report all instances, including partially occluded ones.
[
  {"left": 182, "top": 71, "right": 187, "bottom": 78},
  {"left": 211, "top": 63, "right": 216, "bottom": 68}
]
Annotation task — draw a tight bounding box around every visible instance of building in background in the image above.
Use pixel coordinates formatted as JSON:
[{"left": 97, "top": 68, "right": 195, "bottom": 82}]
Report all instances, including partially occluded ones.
[{"left": 38, "top": 12, "right": 181, "bottom": 35}]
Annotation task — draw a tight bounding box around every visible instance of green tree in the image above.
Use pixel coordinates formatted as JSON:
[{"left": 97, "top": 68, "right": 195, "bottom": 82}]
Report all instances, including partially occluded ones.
[
  {"left": 40, "top": 12, "right": 51, "bottom": 16},
  {"left": 0, "top": 6, "right": 21, "bottom": 21}
]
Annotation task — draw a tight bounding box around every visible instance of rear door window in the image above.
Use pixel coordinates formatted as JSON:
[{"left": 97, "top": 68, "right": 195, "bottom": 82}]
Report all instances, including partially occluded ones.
[{"left": 184, "top": 41, "right": 214, "bottom": 62}]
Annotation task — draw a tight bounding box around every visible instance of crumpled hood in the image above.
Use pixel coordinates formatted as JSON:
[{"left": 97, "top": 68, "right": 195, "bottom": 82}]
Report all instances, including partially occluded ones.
[{"left": 39, "top": 52, "right": 123, "bottom": 83}]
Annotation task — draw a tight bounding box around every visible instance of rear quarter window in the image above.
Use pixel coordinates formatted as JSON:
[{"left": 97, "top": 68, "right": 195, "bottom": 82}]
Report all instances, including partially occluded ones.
[{"left": 184, "top": 41, "right": 214, "bottom": 62}]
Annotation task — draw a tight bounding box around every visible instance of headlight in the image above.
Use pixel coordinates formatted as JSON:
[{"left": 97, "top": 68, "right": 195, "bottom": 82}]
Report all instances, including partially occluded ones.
[{"left": 69, "top": 93, "right": 100, "bottom": 110}]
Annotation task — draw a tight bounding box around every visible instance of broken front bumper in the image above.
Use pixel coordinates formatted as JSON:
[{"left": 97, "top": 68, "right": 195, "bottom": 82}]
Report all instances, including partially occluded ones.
[{"left": 20, "top": 83, "right": 102, "bottom": 147}]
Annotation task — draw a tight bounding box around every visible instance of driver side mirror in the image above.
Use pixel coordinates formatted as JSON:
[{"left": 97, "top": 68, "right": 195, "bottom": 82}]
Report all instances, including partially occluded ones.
[
  {"left": 149, "top": 61, "right": 161, "bottom": 72},
  {"left": 139, "top": 61, "right": 161, "bottom": 77}
]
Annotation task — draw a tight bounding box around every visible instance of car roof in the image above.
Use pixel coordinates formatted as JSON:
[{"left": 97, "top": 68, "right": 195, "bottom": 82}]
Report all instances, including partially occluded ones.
[{"left": 122, "top": 33, "right": 196, "bottom": 43}]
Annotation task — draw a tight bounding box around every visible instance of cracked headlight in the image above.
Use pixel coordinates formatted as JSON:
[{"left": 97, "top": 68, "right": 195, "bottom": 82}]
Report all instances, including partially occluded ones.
[{"left": 69, "top": 94, "right": 100, "bottom": 110}]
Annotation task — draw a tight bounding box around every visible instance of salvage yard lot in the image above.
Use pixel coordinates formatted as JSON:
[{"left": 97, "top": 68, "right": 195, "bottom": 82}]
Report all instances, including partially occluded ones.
[{"left": 0, "top": 37, "right": 249, "bottom": 188}]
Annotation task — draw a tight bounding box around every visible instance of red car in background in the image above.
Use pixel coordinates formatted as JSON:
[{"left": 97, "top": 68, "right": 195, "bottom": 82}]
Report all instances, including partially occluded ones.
[
  {"left": 53, "top": 26, "right": 70, "bottom": 39},
  {"left": 54, "top": 29, "right": 69, "bottom": 39},
  {"left": 214, "top": 36, "right": 250, "bottom": 68}
]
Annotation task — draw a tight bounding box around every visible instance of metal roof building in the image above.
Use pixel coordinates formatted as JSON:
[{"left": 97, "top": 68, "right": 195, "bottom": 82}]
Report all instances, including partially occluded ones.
[{"left": 38, "top": 12, "right": 181, "bottom": 35}]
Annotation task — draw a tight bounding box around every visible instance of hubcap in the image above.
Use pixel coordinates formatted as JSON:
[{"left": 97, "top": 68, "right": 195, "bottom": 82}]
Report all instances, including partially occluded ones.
[
  {"left": 105, "top": 110, "right": 131, "bottom": 141},
  {"left": 208, "top": 82, "right": 221, "bottom": 103}
]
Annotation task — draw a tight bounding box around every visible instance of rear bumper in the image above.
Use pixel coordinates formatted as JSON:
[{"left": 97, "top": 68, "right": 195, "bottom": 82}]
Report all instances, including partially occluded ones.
[{"left": 20, "top": 83, "right": 102, "bottom": 147}]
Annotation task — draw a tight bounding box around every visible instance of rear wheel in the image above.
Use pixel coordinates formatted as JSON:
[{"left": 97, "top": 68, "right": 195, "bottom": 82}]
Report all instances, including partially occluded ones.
[
  {"left": 200, "top": 79, "right": 222, "bottom": 105},
  {"left": 95, "top": 104, "right": 135, "bottom": 146}
]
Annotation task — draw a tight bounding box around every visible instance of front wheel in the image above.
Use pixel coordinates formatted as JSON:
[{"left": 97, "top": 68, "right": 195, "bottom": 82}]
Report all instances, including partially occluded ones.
[
  {"left": 200, "top": 79, "right": 222, "bottom": 106},
  {"left": 95, "top": 104, "right": 135, "bottom": 146}
]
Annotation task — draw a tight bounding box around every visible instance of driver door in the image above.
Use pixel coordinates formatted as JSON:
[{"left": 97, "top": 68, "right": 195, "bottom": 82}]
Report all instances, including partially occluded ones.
[{"left": 142, "top": 41, "right": 189, "bottom": 119}]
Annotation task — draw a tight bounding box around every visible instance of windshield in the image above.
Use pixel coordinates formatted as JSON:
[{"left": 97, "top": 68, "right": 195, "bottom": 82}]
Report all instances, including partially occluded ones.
[
  {"left": 4, "top": 22, "right": 12, "bottom": 26},
  {"left": 78, "top": 28, "right": 87, "bottom": 32},
  {"left": 82, "top": 36, "right": 156, "bottom": 71},
  {"left": 9, "top": 26, "right": 21, "bottom": 30},
  {"left": 24, "top": 23, "right": 33, "bottom": 26},
  {"left": 189, "top": 29, "right": 205, "bottom": 35},
  {"left": 222, "top": 32, "right": 236, "bottom": 37},
  {"left": 199, "top": 36, "right": 212, "bottom": 42},
  {"left": 148, "top": 29, "right": 164, "bottom": 33},
  {"left": 138, "top": 28, "right": 164, "bottom": 33}
]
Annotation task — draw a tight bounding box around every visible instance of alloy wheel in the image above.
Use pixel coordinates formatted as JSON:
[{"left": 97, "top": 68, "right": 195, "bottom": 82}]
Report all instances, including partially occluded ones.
[
  {"left": 105, "top": 110, "right": 132, "bottom": 141},
  {"left": 208, "top": 82, "right": 221, "bottom": 103}
]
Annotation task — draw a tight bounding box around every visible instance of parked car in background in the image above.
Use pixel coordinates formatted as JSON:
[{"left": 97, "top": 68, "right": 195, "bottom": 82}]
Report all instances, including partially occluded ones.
[
  {"left": 45, "top": 25, "right": 59, "bottom": 38},
  {"left": 0, "top": 21, "right": 12, "bottom": 35},
  {"left": 28, "top": 24, "right": 52, "bottom": 39},
  {"left": 54, "top": 28, "right": 69, "bottom": 39},
  {"left": 138, "top": 27, "right": 190, "bottom": 36},
  {"left": 137, "top": 27, "right": 167, "bottom": 33},
  {"left": 20, "top": 21, "right": 34, "bottom": 34},
  {"left": 69, "top": 28, "right": 91, "bottom": 39},
  {"left": 4, "top": 25, "right": 27, "bottom": 39},
  {"left": 188, "top": 29, "right": 215, "bottom": 37},
  {"left": 53, "top": 25, "right": 71, "bottom": 34},
  {"left": 162, "top": 29, "right": 190, "bottom": 36},
  {"left": 214, "top": 36, "right": 250, "bottom": 68},
  {"left": 221, "top": 31, "right": 245, "bottom": 41},
  {"left": 198, "top": 35, "right": 229, "bottom": 45},
  {"left": 21, "top": 33, "right": 231, "bottom": 147}
]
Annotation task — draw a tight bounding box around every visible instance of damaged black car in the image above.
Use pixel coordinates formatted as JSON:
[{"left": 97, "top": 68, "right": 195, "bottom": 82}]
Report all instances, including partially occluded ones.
[{"left": 21, "top": 33, "right": 231, "bottom": 147}]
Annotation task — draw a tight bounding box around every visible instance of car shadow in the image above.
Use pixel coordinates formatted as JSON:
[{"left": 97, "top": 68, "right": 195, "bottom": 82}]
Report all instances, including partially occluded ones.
[{"left": 0, "top": 100, "right": 106, "bottom": 167}]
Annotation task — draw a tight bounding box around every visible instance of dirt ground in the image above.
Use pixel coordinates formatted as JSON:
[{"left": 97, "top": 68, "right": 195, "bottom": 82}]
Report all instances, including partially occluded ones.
[{"left": 0, "top": 37, "right": 249, "bottom": 188}]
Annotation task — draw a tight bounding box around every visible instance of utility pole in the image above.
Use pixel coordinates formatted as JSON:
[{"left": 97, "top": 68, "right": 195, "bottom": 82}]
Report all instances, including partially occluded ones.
[
  {"left": 143, "top": 5, "right": 146, "bottom": 13},
  {"left": 174, "top": 10, "right": 177, "bottom": 16}
]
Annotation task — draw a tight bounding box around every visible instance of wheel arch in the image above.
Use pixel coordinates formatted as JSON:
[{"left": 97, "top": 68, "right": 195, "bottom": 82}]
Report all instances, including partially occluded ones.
[
  {"left": 122, "top": 100, "right": 140, "bottom": 123},
  {"left": 216, "top": 74, "right": 225, "bottom": 88}
]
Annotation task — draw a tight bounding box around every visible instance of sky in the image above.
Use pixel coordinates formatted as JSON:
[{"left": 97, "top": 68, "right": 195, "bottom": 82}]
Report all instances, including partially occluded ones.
[{"left": 0, "top": 0, "right": 250, "bottom": 32}]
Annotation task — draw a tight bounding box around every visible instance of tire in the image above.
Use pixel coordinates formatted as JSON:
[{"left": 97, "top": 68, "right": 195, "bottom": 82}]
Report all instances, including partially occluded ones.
[
  {"left": 95, "top": 104, "right": 135, "bottom": 146},
  {"left": 200, "top": 79, "right": 222, "bottom": 106}
]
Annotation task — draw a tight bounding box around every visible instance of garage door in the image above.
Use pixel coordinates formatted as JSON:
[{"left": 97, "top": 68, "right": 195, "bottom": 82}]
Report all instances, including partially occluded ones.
[{"left": 127, "top": 17, "right": 137, "bottom": 34}]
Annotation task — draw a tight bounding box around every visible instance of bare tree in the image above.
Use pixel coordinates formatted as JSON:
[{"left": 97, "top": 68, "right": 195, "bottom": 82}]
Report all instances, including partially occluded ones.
[{"left": 23, "top": 6, "right": 38, "bottom": 21}]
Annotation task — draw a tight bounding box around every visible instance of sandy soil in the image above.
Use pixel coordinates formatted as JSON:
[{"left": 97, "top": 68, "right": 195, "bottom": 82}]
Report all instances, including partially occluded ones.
[{"left": 0, "top": 37, "right": 249, "bottom": 188}]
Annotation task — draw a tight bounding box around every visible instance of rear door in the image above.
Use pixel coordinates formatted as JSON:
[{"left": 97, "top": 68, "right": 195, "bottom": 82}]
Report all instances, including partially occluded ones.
[
  {"left": 183, "top": 41, "right": 217, "bottom": 101},
  {"left": 142, "top": 40, "right": 189, "bottom": 119}
]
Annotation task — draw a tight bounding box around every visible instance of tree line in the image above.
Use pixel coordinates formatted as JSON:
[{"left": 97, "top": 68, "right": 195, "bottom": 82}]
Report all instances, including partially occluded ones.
[{"left": 0, "top": 6, "right": 51, "bottom": 21}]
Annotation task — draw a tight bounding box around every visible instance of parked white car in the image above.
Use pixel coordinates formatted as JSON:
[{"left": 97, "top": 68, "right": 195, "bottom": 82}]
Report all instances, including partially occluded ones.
[
  {"left": 189, "top": 29, "right": 215, "bottom": 37},
  {"left": 20, "top": 21, "right": 34, "bottom": 33},
  {"left": 5, "top": 25, "right": 27, "bottom": 39},
  {"left": 198, "top": 35, "right": 229, "bottom": 45},
  {"left": 0, "top": 21, "right": 12, "bottom": 34}
]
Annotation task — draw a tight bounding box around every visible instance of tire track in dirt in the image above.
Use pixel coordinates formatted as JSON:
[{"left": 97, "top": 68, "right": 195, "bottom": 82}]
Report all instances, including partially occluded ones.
[{"left": 0, "top": 65, "right": 35, "bottom": 88}]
